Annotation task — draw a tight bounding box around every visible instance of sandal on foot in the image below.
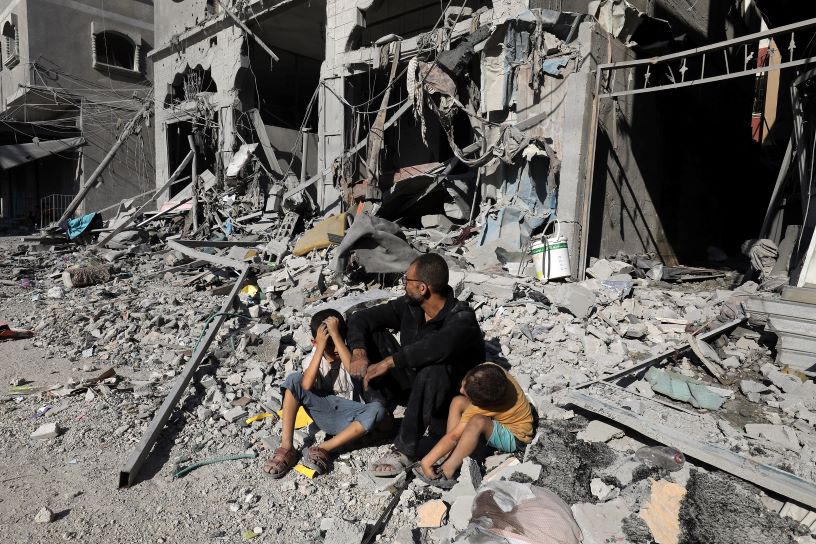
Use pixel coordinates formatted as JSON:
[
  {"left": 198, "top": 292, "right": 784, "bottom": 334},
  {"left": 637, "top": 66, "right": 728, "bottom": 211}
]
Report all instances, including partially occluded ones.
[
  {"left": 262, "top": 447, "right": 300, "bottom": 479},
  {"left": 301, "top": 446, "right": 332, "bottom": 475},
  {"left": 412, "top": 465, "right": 457, "bottom": 489},
  {"left": 368, "top": 448, "right": 414, "bottom": 478}
]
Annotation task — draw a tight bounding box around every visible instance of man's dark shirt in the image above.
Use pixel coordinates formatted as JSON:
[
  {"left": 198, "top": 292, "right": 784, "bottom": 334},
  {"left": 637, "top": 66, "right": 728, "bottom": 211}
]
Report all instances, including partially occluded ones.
[{"left": 346, "top": 287, "right": 485, "bottom": 373}]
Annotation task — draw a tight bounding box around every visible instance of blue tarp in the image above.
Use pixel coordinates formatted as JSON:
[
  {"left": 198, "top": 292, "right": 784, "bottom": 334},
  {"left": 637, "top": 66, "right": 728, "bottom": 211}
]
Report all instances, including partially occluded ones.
[{"left": 66, "top": 212, "right": 100, "bottom": 240}]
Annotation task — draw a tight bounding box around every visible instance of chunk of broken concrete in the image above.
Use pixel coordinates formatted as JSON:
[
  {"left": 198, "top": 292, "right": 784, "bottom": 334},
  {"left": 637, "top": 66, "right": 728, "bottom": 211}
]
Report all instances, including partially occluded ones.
[
  {"left": 34, "top": 507, "right": 54, "bottom": 524},
  {"left": 545, "top": 284, "right": 596, "bottom": 319},
  {"left": 744, "top": 424, "right": 801, "bottom": 451},
  {"left": 323, "top": 518, "right": 365, "bottom": 544},
  {"left": 416, "top": 499, "right": 448, "bottom": 528},
  {"left": 448, "top": 494, "right": 475, "bottom": 532},
  {"left": 577, "top": 420, "right": 624, "bottom": 443},
  {"left": 31, "top": 422, "right": 60, "bottom": 440},
  {"left": 638, "top": 480, "right": 686, "bottom": 544}
]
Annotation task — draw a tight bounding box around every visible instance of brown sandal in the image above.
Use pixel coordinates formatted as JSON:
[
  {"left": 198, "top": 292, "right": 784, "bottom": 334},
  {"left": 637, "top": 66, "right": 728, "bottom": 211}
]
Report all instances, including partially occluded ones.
[
  {"left": 302, "top": 446, "right": 331, "bottom": 475},
  {"left": 262, "top": 447, "right": 300, "bottom": 479}
]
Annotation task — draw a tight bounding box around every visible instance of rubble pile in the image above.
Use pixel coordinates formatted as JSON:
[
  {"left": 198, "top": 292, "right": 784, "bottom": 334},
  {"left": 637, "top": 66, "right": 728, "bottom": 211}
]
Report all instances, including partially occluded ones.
[{"left": 3, "top": 226, "right": 816, "bottom": 543}]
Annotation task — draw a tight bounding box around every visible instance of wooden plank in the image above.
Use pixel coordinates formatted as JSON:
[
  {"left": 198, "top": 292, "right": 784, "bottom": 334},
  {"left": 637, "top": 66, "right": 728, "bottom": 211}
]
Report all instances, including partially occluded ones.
[
  {"left": 247, "top": 108, "right": 284, "bottom": 176},
  {"left": 563, "top": 388, "right": 816, "bottom": 508},
  {"left": 119, "top": 265, "right": 249, "bottom": 488}
]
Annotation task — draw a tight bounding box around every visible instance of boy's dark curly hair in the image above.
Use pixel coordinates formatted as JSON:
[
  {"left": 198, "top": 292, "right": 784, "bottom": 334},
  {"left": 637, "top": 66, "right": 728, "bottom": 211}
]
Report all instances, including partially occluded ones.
[
  {"left": 309, "top": 309, "right": 346, "bottom": 338},
  {"left": 463, "top": 364, "right": 509, "bottom": 408}
]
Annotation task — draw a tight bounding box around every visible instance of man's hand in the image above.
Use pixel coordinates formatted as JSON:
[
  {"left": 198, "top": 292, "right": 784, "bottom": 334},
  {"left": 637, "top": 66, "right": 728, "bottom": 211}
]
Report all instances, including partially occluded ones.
[
  {"left": 364, "top": 357, "right": 395, "bottom": 390},
  {"left": 350, "top": 348, "right": 370, "bottom": 379}
]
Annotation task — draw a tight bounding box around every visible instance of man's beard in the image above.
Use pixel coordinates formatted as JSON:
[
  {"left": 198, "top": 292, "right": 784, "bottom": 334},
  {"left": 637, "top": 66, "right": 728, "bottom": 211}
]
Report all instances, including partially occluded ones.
[{"left": 404, "top": 293, "right": 423, "bottom": 306}]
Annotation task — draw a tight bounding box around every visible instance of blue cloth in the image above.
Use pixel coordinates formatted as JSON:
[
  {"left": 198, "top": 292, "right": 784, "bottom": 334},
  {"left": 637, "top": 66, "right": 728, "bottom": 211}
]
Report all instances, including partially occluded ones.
[
  {"left": 542, "top": 57, "right": 569, "bottom": 76},
  {"left": 282, "top": 372, "right": 385, "bottom": 434},
  {"left": 487, "top": 420, "right": 519, "bottom": 453},
  {"left": 66, "top": 212, "right": 100, "bottom": 240}
]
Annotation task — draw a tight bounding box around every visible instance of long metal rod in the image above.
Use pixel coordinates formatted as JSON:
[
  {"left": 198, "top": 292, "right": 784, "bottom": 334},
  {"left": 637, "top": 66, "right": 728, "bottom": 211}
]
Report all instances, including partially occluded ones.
[
  {"left": 57, "top": 101, "right": 150, "bottom": 226},
  {"left": 119, "top": 264, "right": 249, "bottom": 488},
  {"left": 601, "top": 56, "right": 816, "bottom": 99},
  {"left": 97, "top": 151, "right": 194, "bottom": 248},
  {"left": 578, "top": 66, "right": 603, "bottom": 281},
  {"left": 215, "top": 0, "right": 279, "bottom": 62},
  {"left": 188, "top": 135, "right": 199, "bottom": 232},
  {"left": 598, "top": 17, "right": 816, "bottom": 70}
]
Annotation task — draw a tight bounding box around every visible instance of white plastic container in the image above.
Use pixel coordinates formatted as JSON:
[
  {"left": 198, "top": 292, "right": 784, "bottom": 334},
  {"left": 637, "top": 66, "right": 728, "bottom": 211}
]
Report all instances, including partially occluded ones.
[{"left": 531, "top": 220, "right": 571, "bottom": 281}]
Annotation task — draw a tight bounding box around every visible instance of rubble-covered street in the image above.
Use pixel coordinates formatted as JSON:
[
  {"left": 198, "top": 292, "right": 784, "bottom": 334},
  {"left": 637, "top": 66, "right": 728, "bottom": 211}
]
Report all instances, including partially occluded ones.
[{"left": 2, "top": 1, "right": 816, "bottom": 543}]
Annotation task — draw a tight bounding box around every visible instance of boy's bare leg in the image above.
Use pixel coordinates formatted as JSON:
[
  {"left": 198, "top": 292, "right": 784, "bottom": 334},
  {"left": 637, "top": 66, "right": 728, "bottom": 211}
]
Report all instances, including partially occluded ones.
[
  {"left": 439, "top": 415, "right": 493, "bottom": 480},
  {"left": 319, "top": 421, "right": 366, "bottom": 452},
  {"left": 279, "top": 389, "right": 299, "bottom": 451},
  {"left": 447, "top": 395, "right": 471, "bottom": 433}
]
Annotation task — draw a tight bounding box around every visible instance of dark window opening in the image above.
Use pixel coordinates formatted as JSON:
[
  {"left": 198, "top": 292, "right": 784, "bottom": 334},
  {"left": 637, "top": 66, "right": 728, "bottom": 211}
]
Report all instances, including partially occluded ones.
[{"left": 95, "top": 31, "right": 135, "bottom": 70}]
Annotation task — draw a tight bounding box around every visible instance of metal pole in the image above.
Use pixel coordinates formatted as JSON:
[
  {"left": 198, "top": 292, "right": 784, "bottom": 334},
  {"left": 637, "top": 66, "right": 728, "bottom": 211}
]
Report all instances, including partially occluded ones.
[
  {"left": 56, "top": 100, "right": 150, "bottom": 226},
  {"left": 188, "top": 135, "right": 199, "bottom": 232},
  {"left": 300, "top": 128, "right": 309, "bottom": 186},
  {"left": 119, "top": 263, "right": 249, "bottom": 488},
  {"left": 577, "top": 66, "right": 603, "bottom": 281},
  {"left": 215, "top": 0, "right": 279, "bottom": 63}
]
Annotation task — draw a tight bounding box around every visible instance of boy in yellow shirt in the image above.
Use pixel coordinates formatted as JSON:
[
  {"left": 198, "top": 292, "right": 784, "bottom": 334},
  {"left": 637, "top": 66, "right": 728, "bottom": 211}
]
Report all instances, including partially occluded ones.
[{"left": 414, "top": 363, "right": 533, "bottom": 488}]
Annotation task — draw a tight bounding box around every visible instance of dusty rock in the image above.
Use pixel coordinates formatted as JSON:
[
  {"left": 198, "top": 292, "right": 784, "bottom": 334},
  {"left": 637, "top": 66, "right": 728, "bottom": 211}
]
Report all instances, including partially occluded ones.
[
  {"left": 31, "top": 422, "right": 60, "bottom": 440},
  {"left": 34, "top": 507, "right": 54, "bottom": 523},
  {"left": 578, "top": 420, "right": 625, "bottom": 443},
  {"left": 416, "top": 500, "right": 448, "bottom": 528},
  {"left": 323, "top": 518, "right": 365, "bottom": 544}
]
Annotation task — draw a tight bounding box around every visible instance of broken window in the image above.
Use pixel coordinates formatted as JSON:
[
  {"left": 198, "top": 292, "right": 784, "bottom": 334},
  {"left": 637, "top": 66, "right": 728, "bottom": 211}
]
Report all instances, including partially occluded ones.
[
  {"left": 2, "top": 18, "right": 19, "bottom": 68},
  {"left": 93, "top": 31, "right": 138, "bottom": 72},
  {"left": 163, "top": 66, "right": 217, "bottom": 108}
]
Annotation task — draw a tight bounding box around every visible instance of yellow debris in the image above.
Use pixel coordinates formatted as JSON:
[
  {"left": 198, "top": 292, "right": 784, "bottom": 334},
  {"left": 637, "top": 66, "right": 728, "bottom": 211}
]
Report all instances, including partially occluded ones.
[
  {"left": 276, "top": 406, "right": 314, "bottom": 429},
  {"left": 293, "top": 213, "right": 347, "bottom": 256},
  {"left": 293, "top": 464, "right": 316, "bottom": 479},
  {"left": 245, "top": 413, "right": 275, "bottom": 425}
]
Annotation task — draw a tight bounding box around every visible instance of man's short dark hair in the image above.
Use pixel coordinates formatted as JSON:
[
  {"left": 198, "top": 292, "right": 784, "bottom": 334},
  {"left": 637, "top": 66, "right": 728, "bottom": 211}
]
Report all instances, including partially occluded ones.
[
  {"left": 463, "top": 364, "right": 509, "bottom": 408},
  {"left": 310, "top": 309, "right": 346, "bottom": 338},
  {"left": 411, "top": 253, "right": 449, "bottom": 294}
]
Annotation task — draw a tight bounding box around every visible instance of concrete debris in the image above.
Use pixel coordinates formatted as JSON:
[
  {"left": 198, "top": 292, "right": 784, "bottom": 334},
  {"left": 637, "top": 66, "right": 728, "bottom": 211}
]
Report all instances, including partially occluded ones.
[
  {"left": 0, "top": 3, "right": 812, "bottom": 542},
  {"left": 416, "top": 500, "right": 448, "bottom": 528},
  {"left": 31, "top": 422, "right": 60, "bottom": 440},
  {"left": 577, "top": 420, "right": 625, "bottom": 443},
  {"left": 34, "top": 507, "right": 54, "bottom": 524},
  {"left": 638, "top": 480, "right": 686, "bottom": 544},
  {"left": 744, "top": 424, "right": 801, "bottom": 451}
]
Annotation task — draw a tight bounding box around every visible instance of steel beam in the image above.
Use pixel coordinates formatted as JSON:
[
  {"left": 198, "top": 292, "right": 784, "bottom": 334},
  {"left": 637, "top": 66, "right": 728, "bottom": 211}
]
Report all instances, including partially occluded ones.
[{"left": 119, "top": 264, "right": 249, "bottom": 488}]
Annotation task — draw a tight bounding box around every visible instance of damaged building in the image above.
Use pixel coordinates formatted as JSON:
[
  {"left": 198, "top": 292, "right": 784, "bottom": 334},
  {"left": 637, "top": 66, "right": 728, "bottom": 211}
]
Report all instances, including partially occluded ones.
[{"left": 0, "top": 0, "right": 154, "bottom": 229}]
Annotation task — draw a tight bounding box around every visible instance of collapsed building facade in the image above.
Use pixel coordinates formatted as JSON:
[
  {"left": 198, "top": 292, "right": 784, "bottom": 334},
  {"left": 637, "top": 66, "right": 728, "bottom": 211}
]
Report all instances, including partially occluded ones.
[
  {"left": 0, "top": 0, "right": 154, "bottom": 229},
  {"left": 147, "top": 0, "right": 791, "bottom": 279}
]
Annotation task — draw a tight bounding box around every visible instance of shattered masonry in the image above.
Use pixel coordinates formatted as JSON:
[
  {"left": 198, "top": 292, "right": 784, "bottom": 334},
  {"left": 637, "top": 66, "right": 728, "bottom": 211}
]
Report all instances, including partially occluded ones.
[{"left": 2, "top": 1, "right": 816, "bottom": 544}]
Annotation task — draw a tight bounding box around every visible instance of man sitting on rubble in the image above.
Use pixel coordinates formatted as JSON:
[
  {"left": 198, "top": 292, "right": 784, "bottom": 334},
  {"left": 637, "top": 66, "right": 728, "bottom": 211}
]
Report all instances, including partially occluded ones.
[
  {"left": 345, "top": 253, "right": 485, "bottom": 477},
  {"left": 261, "top": 310, "right": 385, "bottom": 478}
]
